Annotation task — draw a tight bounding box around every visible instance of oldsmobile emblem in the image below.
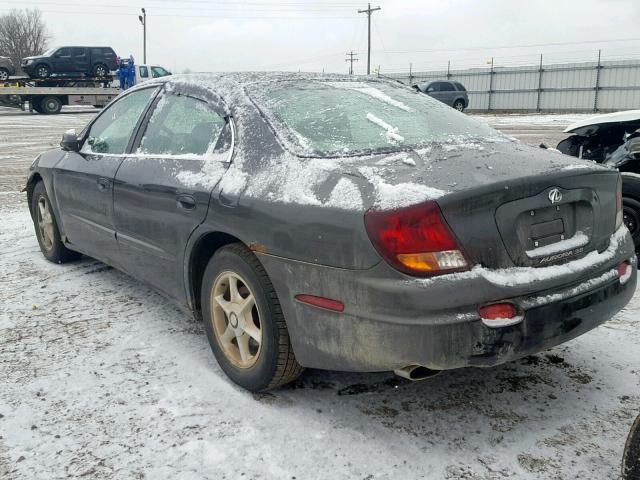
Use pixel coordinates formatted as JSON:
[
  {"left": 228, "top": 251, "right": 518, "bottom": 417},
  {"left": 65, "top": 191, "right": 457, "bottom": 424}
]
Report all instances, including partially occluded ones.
[{"left": 548, "top": 188, "right": 563, "bottom": 204}]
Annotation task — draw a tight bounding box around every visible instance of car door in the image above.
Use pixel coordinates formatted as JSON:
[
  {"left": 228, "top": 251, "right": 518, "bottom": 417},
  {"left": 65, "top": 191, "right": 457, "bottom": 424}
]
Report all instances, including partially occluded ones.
[
  {"left": 52, "top": 87, "right": 158, "bottom": 265},
  {"left": 425, "top": 82, "right": 443, "bottom": 102},
  {"left": 440, "top": 81, "right": 457, "bottom": 106},
  {"left": 51, "top": 47, "right": 73, "bottom": 74},
  {"left": 72, "top": 47, "right": 89, "bottom": 73},
  {"left": 113, "top": 85, "right": 232, "bottom": 301}
]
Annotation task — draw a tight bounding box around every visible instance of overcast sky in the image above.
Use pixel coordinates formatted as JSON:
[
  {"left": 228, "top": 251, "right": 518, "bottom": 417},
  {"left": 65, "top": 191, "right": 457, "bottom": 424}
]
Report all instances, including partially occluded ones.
[{"left": 6, "top": 0, "right": 640, "bottom": 73}]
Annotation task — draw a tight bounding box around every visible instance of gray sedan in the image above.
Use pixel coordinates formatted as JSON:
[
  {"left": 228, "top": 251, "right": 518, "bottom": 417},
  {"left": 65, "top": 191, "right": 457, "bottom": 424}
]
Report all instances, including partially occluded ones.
[{"left": 26, "top": 73, "right": 636, "bottom": 391}]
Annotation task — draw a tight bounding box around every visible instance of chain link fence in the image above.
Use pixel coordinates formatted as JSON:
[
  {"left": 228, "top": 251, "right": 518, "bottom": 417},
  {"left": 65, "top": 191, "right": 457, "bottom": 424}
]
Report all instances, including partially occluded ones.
[{"left": 384, "top": 55, "right": 640, "bottom": 113}]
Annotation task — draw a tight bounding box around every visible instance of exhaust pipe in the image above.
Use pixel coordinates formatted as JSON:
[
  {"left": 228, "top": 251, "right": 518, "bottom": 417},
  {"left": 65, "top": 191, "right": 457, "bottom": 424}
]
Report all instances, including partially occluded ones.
[{"left": 394, "top": 365, "right": 441, "bottom": 381}]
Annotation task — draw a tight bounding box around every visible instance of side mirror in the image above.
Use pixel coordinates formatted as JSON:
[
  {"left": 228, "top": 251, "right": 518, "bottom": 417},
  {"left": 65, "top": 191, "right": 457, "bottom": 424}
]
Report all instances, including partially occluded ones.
[{"left": 60, "top": 131, "right": 80, "bottom": 152}]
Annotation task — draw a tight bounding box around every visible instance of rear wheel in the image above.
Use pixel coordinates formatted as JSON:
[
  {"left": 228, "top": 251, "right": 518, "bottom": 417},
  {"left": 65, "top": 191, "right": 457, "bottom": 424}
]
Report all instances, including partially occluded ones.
[
  {"left": 201, "top": 243, "right": 303, "bottom": 391},
  {"left": 31, "top": 181, "right": 80, "bottom": 263},
  {"left": 34, "top": 64, "right": 50, "bottom": 79},
  {"left": 92, "top": 63, "right": 108, "bottom": 77},
  {"left": 0, "top": 67, "right": 9, "bottom": 81},
  {"left": 39, "top": 96, "right": 62, "bottom": 114},
  {"left": 453, "top": 100, "right": 465, "bottom": 112}
]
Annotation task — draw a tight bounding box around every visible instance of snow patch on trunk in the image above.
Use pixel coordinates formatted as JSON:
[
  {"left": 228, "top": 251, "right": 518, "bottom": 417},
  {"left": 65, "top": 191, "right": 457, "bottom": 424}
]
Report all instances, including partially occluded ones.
[
  {"left": 326, "top": 177, "right": 364, "bottom": 210},
  {"left": 359, "top": 165, "right": 447, "bottom": 210}
]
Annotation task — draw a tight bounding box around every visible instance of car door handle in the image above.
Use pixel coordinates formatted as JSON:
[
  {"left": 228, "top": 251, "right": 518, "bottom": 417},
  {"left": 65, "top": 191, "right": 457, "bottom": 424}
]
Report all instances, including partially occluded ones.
[
  {"left": 176, "top": 194, "right": 196, "bottom": 210},
  {"left": 97, "top": 177, "right": 111, "bottom": 191}
]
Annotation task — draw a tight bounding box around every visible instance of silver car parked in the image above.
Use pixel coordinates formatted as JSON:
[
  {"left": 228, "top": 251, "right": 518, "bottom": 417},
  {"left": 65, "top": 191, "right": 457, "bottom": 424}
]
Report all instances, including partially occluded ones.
[
  {"left": 415, "top": 80, "right": 469, "bottom": 111},
  {"left": 0, "top": 56, "right": 16, "bottom": 81}
]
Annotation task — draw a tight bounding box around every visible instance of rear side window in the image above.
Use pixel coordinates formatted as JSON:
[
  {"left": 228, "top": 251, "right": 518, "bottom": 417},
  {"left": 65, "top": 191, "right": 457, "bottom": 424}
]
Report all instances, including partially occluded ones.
[
  {"left": 82, "top": 88, "right": 156, "bottom": 154},
  {"left": 138, "top": 94, "right": 227, "bottom": 156},
  {"left": 453, "top": 82, "right": 466, "bottom": 91}
]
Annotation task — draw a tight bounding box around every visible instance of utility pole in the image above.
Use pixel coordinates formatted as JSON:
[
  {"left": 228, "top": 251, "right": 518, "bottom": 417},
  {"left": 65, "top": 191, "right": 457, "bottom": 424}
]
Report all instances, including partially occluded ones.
[
  {"left": 345, "top": 51, "right": 358, "bottom": 75},
  {"left": 138, "top": 8, "right": 147, "bottom": 63},
  {"left": 358, "top": 3, "right": 381, "bottom": 75}
]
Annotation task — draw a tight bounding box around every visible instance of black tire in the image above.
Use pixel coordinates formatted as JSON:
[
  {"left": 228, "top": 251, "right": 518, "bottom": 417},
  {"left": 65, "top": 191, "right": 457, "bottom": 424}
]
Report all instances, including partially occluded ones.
[
  {"left": 34, "top": 64, "right": 50, "bottom": 79},
  {"left": 31, "top": 181, "right": 80, "bottom": 264},
  {"left": 453, "top": 99, "right": 465, "bottom": 112},
  {"left": 39, "top": 96, "right": 62, "bottom": 114},
  {"left": 623, "top": 414, "right": 640, "bottom": 480},
  {"left": 201, "top": 243, "right": 303, "bottom": 391},
  {"left": 92, "top": 63, "right": 108, "bottom": 77},
  {"left": 0, "top": 67, "right": 9, "bottom": 81},
  {"left": 621, "top": 173, "right": 640, "bottom": 251}
]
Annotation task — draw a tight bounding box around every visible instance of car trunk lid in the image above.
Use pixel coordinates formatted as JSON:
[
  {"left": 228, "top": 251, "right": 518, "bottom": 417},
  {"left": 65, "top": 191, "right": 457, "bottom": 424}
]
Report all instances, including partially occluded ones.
[{"left": 356, "top": 142, "right": 618, "bottom": 270}]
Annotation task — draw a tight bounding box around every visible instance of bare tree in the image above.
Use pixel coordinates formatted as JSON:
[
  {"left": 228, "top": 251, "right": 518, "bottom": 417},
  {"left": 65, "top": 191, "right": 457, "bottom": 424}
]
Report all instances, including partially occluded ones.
[{"left": 0, "top": 9, "right": 50, "bottom": 74}]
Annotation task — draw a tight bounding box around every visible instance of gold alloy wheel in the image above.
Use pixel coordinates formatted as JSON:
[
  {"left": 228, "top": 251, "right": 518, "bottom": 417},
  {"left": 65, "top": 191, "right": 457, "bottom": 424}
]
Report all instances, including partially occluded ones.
[
  {"left": 210, "top": 271, "right": 262, "bottom": 368},
  {"left": 37, "top": 197, "right": 54, "bottom": 251}
]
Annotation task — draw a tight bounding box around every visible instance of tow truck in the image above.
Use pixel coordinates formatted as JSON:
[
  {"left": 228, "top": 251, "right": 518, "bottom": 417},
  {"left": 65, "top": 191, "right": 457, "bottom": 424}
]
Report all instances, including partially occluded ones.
[{"left": 0, "top": 75, "right": 120, "bottom": 114}]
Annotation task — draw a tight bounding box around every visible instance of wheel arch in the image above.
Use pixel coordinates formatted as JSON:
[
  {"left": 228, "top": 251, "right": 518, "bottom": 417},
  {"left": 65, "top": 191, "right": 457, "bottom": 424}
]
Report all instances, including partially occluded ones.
[
  {"left": 26, "top": 172, "right": 43, "bottom": 218},
  {"left": 186, "top": 230, "right": 248, "bottom": 314},
  {"left": 454, "top": 96, "right": 467, "bottom": 108}
]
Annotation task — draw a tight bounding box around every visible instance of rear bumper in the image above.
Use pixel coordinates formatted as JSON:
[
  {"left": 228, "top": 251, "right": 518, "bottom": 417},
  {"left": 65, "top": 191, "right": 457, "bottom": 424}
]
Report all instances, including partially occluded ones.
[{"left": 257, "top": 228, "right": 637, "bottom": 372}]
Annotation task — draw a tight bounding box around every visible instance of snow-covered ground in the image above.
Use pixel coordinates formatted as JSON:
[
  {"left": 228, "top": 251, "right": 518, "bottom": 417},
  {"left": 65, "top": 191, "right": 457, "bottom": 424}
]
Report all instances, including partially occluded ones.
[{"left": 1, "top": 109, "right": 639, "bottom": 479}]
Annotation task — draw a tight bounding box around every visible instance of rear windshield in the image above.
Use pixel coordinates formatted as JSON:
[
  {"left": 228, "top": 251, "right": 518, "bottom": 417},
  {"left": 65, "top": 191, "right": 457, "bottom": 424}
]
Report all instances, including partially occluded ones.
[{"left": 251, "top": 80, "right": 500, "bottom": 156}]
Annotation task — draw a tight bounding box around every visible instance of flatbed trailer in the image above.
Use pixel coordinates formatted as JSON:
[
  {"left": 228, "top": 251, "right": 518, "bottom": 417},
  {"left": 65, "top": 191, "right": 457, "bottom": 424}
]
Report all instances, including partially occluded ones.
[{"left": 0, "top": 76, "right": 120, "bottom": 114}]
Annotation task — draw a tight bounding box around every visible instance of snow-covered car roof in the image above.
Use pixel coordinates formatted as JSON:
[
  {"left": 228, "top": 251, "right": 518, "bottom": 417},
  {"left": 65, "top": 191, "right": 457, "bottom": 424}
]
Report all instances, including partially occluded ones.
[{"left": 564, "top": 109, "right": 640, "bottom": 134}]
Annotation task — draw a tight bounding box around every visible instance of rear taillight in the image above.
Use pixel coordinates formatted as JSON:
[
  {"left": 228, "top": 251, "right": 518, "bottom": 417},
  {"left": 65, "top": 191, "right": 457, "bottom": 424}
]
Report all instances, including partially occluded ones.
[
  {"left": 364, "top": 201, "right": 468, "bottom": 276},
  {"left": 615, "top": 175, "right": 623, "bottom": 230}
]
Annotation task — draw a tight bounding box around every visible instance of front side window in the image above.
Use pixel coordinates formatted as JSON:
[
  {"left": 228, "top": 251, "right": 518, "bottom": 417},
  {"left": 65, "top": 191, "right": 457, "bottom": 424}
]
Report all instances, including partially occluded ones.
[
  {"left": 138, "top": 93, "right": 227, "bottom": 156},
  {"left": 252, "top": 80, "right": 502, "bottom": 156},
  {"left": 150, "top": 66, "right": 170, "bottom": 78},
  {"left": 72, "top": 48, "right": 86, "bottom": 57},
  {"left": 139, "top": 66, "right": 148, "bottom": 78},
  {"left": 56, "top": 48, "right": 71, "bottom": 57},
  {"left": 82, "top": 88, "right": 156, "bottom": 154}
]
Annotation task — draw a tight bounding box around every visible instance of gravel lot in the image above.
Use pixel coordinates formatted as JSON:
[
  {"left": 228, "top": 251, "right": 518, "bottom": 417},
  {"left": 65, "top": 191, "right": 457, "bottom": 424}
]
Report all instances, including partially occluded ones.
[{"left": 1, "top": 107, "right": 638, "bottom": 479}]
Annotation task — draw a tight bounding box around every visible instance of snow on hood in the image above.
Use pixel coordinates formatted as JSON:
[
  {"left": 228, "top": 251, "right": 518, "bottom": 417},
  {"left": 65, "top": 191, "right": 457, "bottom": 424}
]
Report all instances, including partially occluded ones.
[{"left": 564, "top": 110, "right": 640, "bottom": 133}]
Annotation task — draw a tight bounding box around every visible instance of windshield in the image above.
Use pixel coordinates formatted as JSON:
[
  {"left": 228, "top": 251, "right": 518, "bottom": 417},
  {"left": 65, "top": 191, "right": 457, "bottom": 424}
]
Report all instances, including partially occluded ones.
[
  {"left": 252, "top": 80, "right": 502, "bottom": 156},
  {"left": 42, "top": 48, "right": 57, "bottom": 56}
]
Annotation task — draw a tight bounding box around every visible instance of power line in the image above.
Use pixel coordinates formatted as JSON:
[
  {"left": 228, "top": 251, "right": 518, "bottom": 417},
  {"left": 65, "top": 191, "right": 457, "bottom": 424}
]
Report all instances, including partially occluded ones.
[
  {"left": 357, "top": 3, "right": 380, "bottom": 75},
  {"left": 345, "top": 51, "right": 358, "bottom": 74}
]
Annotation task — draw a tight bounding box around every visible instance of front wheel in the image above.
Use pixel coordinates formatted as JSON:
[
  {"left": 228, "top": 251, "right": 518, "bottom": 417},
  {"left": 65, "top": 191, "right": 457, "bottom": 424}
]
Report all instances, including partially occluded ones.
[
  {"left": 31, "top": 181, "right": 80, "bottom": 263},
  {"left": 453, "top": 100, "right": 465, "bottom": 112},
  {"left": 201, "top": 243, "right": 303, "bottom": 391},
  {"left": 621, "top": 173, "right": 640, "bottom": 251},
  {"left": 623, "top": 414, "right": 640, "bottom": 479}
]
